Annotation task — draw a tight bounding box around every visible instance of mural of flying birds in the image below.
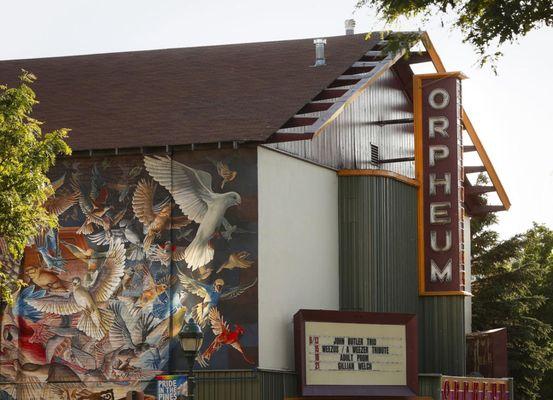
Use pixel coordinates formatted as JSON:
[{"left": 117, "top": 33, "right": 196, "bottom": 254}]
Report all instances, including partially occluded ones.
[
  {"left": 215, "top": 161, "right": 237, "bottom": 189},
  {"left": 148, "top": 241, "right": 187, "bottom": 268},
  {"left": 61, "top": 241, "right": 108, "bottom": 287},
  {"left": 72, "top": 175, "right": 112, "bottom": 235},
  {"left": 44, "top": 174, "right": 79, "bottom": 217},
  {"left": 132, "top": 179, "right": 191, "bottom": 252},
  {"left": 216, "top": 251, "right": 254, "bottom": 274},
  {"left": 2, "top": 151, "right": 258, "bottom": 393},
  {"left": 27, "top": 240, "right": 126, "bottom": 340},
  {"left": 200, "top": 307, "right": 254, "bottom": 366},
  {"left": 144, "top": 156, "right": 242, "bottom": 270},
  {"left": 178, "top": 270, "right": 257, "bottom": 328}
]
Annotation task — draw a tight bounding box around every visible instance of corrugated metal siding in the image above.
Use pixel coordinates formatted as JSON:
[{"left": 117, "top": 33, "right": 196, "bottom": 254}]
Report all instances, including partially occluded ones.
[
  {"left": 339, "top": 176, "right": 418, "bottom": 313},
  {"left": 195, "top": 369, "right": 297, "bottom": 400},
  {"left": 196, "top": 370, "right": 258, "bottom": 400},
  {"left": 269, "top": 69, "right": 415, "bottom": 177},
  {"left": 259, "top": 370, "right": 298, "bottom": 400},
  {"left": 418, "top": 374, "right": 442, "bottom": 399},
  {"left": 419, "top": 296, "right": 466, "bottom": 376},
  {"left": 338, "top": 176, "right": 466, "bottom": 376},
  {"left": 0, "top": 371, "right": 297, "bottom": 400}
]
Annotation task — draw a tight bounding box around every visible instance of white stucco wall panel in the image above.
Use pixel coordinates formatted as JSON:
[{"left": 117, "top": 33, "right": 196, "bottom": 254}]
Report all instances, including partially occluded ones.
[{"left": 257, "top": 147, "right": 340, "bottom": 371}]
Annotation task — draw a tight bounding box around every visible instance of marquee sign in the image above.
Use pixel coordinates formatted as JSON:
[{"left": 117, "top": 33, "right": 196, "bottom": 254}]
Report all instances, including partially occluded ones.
[
  {"left": 414, "top": 72, "right": 469, "bottom": 296},
  {"left": 294, "top": 309, "right": 417, "bottom": 397},
  {"left": 441, "top": 376, "right": 511, "bottom": 400}
]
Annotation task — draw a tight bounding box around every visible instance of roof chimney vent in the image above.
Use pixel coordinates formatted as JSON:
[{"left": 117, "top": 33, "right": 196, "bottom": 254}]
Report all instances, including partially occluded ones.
[
  {"left": 313, "top": 38, "right": 327, "bottom": 67},
  {"left": 345, "top": 19, "right": 356, "bottom": 35}
]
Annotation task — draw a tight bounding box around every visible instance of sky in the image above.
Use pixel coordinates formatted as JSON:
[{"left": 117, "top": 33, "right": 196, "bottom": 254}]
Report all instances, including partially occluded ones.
[{"left": 0, "top": 0, "right": 551, "bottom": 239}]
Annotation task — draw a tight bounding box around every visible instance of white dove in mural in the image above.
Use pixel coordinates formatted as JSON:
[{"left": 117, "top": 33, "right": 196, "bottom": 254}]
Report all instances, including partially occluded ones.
[
  {"left": 144, "top": 155, "right": 241, "bottom": 270},
  {"left": 26, "top": 240, "right": 126, "bottom": 341}
]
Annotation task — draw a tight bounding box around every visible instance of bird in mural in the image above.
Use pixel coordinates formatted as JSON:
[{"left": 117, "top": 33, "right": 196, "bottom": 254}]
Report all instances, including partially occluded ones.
[
  {"left": 109, "top": 301, "right": 159, "bottom": 364},
  {"left": 32, "top": 225, "right": 67, "bottom": 274},
  {"left": 220, "top": 218, "right": 255, "bottom": 242},
  {"left": 26, "top": 240, "right": 126, "bottom": 341},
  {"left": 72, "top": 175, "right": 112, "bottom": 235},
  {"left": 199, "top": 307, "right": 254, "bottom": 366},
  {"left": 216, "top": 251, "right": 254, "bottom": 274},
  {"left": 9, "top": 285, "right": 47, "bottom": 322},
  {"left": 214, "top": 160, "right": 238, "bottom": 189},
  {"left": 61, "top": 241, "right": 109, "bottom": 287},
  {"left": 148, "top": 241, "right": 187, "bottom": 268},
  {"left": 138, "top": 268, "right": 177, "bottom": 309},
  {"left": 87, "top": 223, "right": 127, "bottom": 245},
  {"left": 113, "top": 261, "right": 148, "bottom": 300},
  {"left": 153, "top": 306, "right": 189, "bottom": 348},
  {"left": 107, "top": 164, "right": 142, "bottom": 203},
  {"left": 177, "top": 269, "right": 257, "bottom": 328},
  {"left": 132, "top": 179, "right": 192, "bottom": 252},
  {"left": 89, "top": 218, "right": 146, "bottom": 261},
  {"left": 24, "top": 265, "right": 69, "bottom": 292},
  {"left": 120, "top": 264, "right": 174, "bottom": 309},
  {"left": 144, "top": 155, "right": 242, "bottom": 270},
  {"left": 98, "top": 207, "right": 128, "bottom": 238},
  {"left": 176, "top": 228, "right": 194, "bottom": 242},
  {"left": 37, "top": 245, "right": 67, "bottom": 274},
  {"left": 90, "top": 163, "right": 109, "bottom": 204},
  {"left": 43, "top": 173, "right": 79, "bottom": 217}
]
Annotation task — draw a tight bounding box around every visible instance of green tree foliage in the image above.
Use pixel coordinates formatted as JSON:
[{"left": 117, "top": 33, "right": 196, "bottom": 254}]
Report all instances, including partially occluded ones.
[
  {"left": 471, "top": 192, "right": 553, "bottom": 398},
  {"left": 0, "top": 71, "right": 71, "bottom": 304},
  {"left": 356, "top": 0, "right": 553, "bottom": 66}
]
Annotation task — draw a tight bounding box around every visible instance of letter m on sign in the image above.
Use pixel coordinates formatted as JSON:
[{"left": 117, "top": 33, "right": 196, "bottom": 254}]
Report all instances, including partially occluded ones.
[{"left": 430, "top": 259, "right": 452, "bottom": 282}]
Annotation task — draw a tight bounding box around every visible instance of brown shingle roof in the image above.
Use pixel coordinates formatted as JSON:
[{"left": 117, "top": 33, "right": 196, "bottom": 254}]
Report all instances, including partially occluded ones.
[{"left": 0, "top": 34, "right": 379, "bottom": 151}]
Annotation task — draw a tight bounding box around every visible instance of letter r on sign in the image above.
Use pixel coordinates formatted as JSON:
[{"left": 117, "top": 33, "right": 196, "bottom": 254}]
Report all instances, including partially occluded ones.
[{"left": 429, "top": 116, "right": 449, "bottom": 138}]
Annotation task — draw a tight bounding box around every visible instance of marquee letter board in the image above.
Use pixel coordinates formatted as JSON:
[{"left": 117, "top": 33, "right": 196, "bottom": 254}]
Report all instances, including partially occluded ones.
[{"left": 293, "top": 309, "right": 418, "bottom": 397}]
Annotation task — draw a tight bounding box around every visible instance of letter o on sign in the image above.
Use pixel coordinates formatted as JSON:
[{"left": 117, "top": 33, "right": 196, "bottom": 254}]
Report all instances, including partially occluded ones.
[{"left": 429, "top": 88, "right": 450, "bottom": 110}]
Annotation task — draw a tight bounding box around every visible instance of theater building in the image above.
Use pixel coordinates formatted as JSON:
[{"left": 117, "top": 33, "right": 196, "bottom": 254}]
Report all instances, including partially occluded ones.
[{"left": 0, "top": 30, "right": 512, "bottom": 399}]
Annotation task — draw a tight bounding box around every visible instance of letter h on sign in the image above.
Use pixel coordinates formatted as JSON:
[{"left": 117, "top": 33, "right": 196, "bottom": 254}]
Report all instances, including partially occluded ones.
[{"left": 414, "top": 72, "right": 468, "bottom": 296}]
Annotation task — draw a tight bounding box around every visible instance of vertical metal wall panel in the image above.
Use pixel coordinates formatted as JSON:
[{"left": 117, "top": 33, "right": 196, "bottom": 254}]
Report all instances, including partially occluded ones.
[
  {"left": 418, "top": 374, "right": 442, "bottom": 399},
  {"left": 270, "top": 69, "right": 415, "bottom": 177},
  {"left": 196, "top": 370, "right": 258, "bottom": 400},
  {"left": 259, "top": 370, "right": 298, "bottom": 400},
  {"left": 194, "top": 370, "right": 297, "bottom": 400},
  {"left": 418, "top": 296, "right": 466, "bottom": 376},
  {"left": 339, "top": 175, "right": 466, "bottom": 376},
  {"left": 339, "top": 176, "right": 419, "bottom": 313}
]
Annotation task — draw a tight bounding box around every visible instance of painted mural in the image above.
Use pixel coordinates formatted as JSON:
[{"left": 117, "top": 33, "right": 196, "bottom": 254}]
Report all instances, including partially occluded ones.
[{"left": 0, "top": 149, "right": 258, "bottom": 399}]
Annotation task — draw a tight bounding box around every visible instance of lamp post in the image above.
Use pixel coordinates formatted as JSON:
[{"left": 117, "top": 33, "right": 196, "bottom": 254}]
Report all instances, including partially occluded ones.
[{"left": 178, "top": 318, "right": 204, "bottom": 400}]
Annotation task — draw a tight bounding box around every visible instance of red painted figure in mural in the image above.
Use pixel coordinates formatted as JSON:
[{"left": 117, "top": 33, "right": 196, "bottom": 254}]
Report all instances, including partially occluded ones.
[{"left": 200, "top": 308, "right": 254, "bottom": 366}]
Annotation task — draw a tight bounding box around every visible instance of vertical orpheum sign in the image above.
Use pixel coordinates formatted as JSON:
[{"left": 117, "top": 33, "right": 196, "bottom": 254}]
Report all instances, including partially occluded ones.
[{"left": 414, "top": 72, "right": 468, "bottom": 295}]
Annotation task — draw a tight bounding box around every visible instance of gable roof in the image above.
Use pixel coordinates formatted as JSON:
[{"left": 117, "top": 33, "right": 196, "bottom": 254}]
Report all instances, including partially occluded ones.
[
  {"left": 0, "top": 34, "right": 379, "bottom": 151},
  {"left": 0, "top": 31, "right": 509, "bottom": 214}
]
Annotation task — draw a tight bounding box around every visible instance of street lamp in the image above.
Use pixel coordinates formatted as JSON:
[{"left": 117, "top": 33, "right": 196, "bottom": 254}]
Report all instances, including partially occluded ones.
[{"left": 178, "top": 318, "right": 204, "bottom": 400}]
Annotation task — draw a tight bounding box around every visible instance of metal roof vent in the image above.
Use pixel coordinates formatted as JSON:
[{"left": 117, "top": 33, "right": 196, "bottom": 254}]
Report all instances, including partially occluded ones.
[
  {"left": 371, "top": 143, "right": 380, "bottom": 164},
  {"left": 345, "top": 19, "right": 356, "bottom": 35},
  {"left": 313, "top": 38, "right": 327, "bottom": 67}
]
